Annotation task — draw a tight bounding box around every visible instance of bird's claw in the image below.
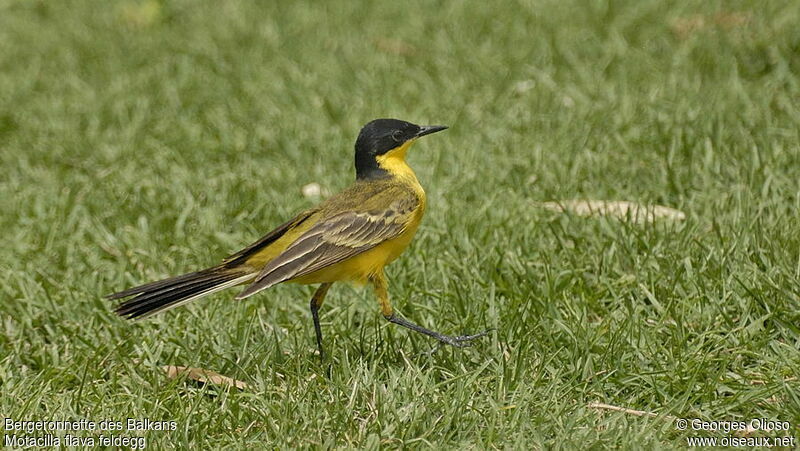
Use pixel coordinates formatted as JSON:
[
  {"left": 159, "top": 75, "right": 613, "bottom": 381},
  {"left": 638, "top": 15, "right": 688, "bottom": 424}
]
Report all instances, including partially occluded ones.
[
  {"left": 452, "top": 329, "right": 493, "bottom": 343},
  {"left": 429, "top": 329, "right": 493, "bottom": 352}
]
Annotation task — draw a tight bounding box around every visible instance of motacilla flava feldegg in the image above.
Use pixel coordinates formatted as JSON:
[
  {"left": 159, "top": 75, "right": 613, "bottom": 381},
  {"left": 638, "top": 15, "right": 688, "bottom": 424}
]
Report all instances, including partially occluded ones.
[{"left": 109, "top": 119, "right": 489, "bottom": 358}]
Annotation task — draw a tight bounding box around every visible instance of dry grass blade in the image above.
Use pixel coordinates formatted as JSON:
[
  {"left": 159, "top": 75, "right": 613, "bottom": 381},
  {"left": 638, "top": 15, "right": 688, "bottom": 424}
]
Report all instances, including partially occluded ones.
[
  {"left": 162, "top": 365, "right": 249, "bottom": 390},
  {"left": 587, "top": 402, "right": 663, "bottom": 418},
  {"left": 538, "top": 200, "right": 686, "bottom": 223},
  {"left": 671, "top": 11, "right": 751, "bottom": 39},
  {"left": 374, "top": 38, "right": 417, "bottom": 56}
]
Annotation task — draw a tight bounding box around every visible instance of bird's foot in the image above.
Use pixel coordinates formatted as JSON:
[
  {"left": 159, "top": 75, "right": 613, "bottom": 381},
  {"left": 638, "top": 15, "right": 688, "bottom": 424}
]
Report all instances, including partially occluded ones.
[
  {"left": 438, "top": 329, "right": 493, "bottom": 348},
  {"left": 421, "top": 329, "right": 493, "bottom": 355}
]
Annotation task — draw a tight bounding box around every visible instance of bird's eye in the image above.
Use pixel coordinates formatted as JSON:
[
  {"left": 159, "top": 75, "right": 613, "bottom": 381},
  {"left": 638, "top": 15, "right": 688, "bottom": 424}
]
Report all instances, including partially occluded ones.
[{"left": 391, "top": 130, "right": 404, "bottom": 143}]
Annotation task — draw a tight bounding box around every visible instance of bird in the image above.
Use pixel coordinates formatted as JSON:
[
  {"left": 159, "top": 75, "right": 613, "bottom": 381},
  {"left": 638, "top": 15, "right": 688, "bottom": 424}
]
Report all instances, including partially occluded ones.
[{"left": 108, "top": 118, "right": 490, "bottom": 359}]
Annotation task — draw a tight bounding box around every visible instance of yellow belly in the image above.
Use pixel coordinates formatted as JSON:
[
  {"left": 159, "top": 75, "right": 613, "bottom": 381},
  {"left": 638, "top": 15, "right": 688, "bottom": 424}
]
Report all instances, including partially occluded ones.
[{"left": 292, "top": 207, "right": 424, "bottom": 285}]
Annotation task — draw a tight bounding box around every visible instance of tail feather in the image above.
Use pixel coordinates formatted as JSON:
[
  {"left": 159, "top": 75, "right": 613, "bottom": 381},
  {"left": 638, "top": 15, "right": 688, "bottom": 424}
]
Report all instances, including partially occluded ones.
[
  {"left": 107, "top": 269, "right": 215, "bottom": 300},
  {"left": 116, "top": 272, "right": 231, "bottom": 309},
  {"left": 109, "top": 268, "right": 255, "bottom": 319},
  {"left": 115, "top": 277, "right": 225, "bottom": 318},
  {"left": 108, "top": 207, "right": 312, "bottom": 319}
]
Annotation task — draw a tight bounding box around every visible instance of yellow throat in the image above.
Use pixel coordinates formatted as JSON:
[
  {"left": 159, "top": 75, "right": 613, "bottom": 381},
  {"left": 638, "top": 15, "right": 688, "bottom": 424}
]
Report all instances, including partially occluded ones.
[{"left": 375, "top": 138, "right": 419, "bottom": 182}]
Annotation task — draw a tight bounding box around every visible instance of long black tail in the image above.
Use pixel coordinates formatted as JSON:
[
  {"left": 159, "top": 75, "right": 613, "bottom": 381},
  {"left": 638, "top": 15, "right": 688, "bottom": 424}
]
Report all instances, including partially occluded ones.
[{"left": 108, "top": 267, "right": 255, "bottom": 319}]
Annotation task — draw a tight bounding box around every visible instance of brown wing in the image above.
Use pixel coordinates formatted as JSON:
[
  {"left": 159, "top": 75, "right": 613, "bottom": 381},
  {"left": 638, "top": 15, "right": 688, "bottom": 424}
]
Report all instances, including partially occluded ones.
[{"left": 235, "top": 193, "right": 418, "bottom": 299}]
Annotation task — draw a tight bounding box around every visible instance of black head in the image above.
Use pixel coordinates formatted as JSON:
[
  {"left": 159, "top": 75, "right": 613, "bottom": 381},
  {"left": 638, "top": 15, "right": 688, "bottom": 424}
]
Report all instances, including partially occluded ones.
[{"left": 354, "top": 119, "right": 447, "bottom": 179}]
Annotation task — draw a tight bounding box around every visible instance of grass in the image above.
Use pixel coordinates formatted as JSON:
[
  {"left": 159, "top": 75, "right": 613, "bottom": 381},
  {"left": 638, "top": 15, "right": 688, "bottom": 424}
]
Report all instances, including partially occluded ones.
[{"left": 2, "top": 0, "right": 800, "bottom": 447}]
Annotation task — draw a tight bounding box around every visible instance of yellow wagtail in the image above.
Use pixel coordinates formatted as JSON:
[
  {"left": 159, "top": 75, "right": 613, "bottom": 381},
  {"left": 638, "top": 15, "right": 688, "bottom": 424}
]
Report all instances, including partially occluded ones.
[{"left": 109, "top": 119, "right": 489, "bottom": 358}]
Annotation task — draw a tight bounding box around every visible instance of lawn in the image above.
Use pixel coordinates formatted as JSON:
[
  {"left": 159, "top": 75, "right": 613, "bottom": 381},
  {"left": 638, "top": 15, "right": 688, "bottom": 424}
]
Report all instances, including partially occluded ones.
[{"left": 2, "top": 0, "right": 800, "bottom": 448}]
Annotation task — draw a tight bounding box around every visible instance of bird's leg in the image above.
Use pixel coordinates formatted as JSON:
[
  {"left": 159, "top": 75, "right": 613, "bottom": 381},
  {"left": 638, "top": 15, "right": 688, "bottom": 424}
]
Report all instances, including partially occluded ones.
[
  {"left": 309, "top": 283, "right": 332, "bottom": 361},
  {"left": 369, "top": 272, "right": 491, "bottom": 348}
]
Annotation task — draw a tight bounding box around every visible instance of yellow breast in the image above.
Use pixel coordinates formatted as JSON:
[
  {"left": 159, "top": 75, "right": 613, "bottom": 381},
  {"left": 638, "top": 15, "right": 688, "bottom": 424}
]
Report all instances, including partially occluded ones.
[
  {"left": 294, "top": 146, "right": 426, "bottom": 285},
  {"left": 293, "top": 194, "right": 425, "bottom": 285}
]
